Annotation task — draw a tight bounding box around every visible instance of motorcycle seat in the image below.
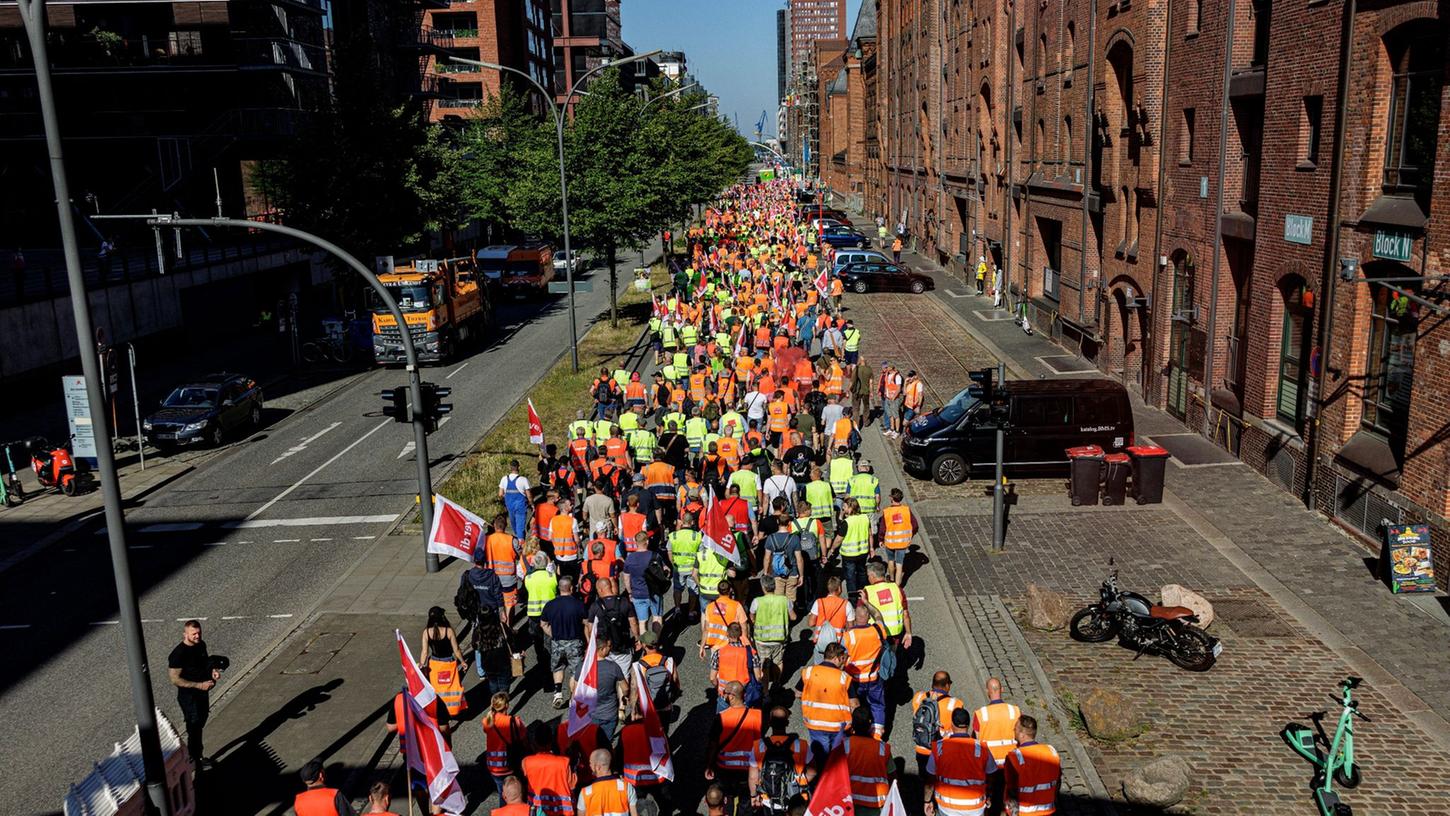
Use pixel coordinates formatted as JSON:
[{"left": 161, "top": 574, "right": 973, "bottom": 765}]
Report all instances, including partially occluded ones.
[{"left": 1149, "top": 604, "right": 1195, "bottom": 620}]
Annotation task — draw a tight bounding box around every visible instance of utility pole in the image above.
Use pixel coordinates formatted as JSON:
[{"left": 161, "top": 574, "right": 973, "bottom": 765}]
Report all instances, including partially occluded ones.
[
  {"left": 17, "top": 2, "right": 172, "bottom": 812},
  {"left": 992, "top": 361, "right": 1007, "bottom": 550}
]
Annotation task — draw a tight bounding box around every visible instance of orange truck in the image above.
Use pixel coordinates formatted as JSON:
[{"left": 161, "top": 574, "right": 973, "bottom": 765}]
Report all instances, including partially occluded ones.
[
  {"left": 476, "top": 242, "right": 556, "bottom": 298},
  {"left": 370, "top": 256, "right": 494, "bottom": 364}
]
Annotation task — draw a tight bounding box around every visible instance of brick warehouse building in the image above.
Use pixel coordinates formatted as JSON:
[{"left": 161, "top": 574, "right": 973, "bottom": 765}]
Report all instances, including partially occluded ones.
[{"left": 833, "top": 0, "right": 1450, "bottom": 588}]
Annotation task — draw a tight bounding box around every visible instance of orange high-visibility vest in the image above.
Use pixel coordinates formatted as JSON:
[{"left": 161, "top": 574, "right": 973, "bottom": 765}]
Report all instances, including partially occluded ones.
[
  {"left": 973, "top": 701, "right": 1021, "bottom": 761},
  {"left": 569, "top": 438, "right": 593, "bottom": 468},
  {"left": 717, "top": 373, "right": 738, "bottom": 404},
  {"left": 844, "top": 735, "right": 891, "bottom": 808},
  {"left": 620, "top": 721, "right": 668, "bottom": 786},
  {"left": 825, "top": 365, "right": 844, "bottom": 395},
  {"left": 644, "top": 461, "right": 674, "bottom": 488},
  {"left": 758, "top": 372, "right": 776, "bottom": 396},
  {"left": 717, "top": 437, "right": 741, "bottom": 469},
  {"left": 713, "top": 642, "right": 752, "bottom": 693},
  {"left": 619, "top": 511, "right": 647, "bottom": 546},
  {"left": 794, "top": 358, "right": 815, "bottom": 389},
  {"left": 523, "top": 753, "right": 576, "bottom": 816},
  {"left": 535, "top": 501, "right": 558, "bottom": 542},
  {"left": 669, "top": 386, "right": 686, "bottom": 410},
  {"left": 1006, "top": 742, "right": 1061, "bottom": 815},
  {"left": 626, "top": 381, "right": 646, "bottom": 402},
  {"left": 767, "top": 400, "right": 790, "bottom": 432},
  {"left": 812, "top": 595, "right": 850, "bottom": 631},
  {"left": 482, "top": 713, "right": 523, "bottom": 776},
  {"left": 703, "top": 597, "right": 747, "bottom": 649},
  {"left": 293, "top": 788, "right": 343, "bottom": 816},
  {"left": 715, "top": 707, "right": 763, "bottom": 770},
  {"left": 579, "top": 776, "right": 631, "bottom": 816},
  {"left": 605, "top": 437, "right": 630, "bottom": 469},
  {"left": 882, "top": 373, "right": 902, "bottom": 400},
  {"left": 550, "top": 514, "right": 578, "bottom": 561},
  {"left": 931, "top": 736, "right": 994, "bottom": 815},
  {"left": 754, "top": 326, "right": 771, "bottom": 348},
  {"left": 690, "top": 372, "right": 709, "bottom": 402},
  {"left": 753, "top": 735, "right": 811, "bottom": 785},
  {"left": 882, "top": 504, "right": 914, "bottom": 550},
  {"left": 832, "top": 417, "right": 854, "bottom": 446},
  {"left": 911, "top": 691, "right": 966, "bottom": 755},
  {"left": 485, "top": 532, "right": 518, "bottom": 580},
  {"left": 799, "top": 664, "right": 852, "bottom": 733},
  {"left": 842, "top": 624, "right": 886, "bottom": 684},
  {"left": 905, "top": 379, "right": 925, "bottom": 409}
]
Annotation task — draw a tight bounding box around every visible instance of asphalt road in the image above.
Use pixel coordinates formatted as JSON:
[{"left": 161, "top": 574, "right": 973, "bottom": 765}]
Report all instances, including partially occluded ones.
[{"left": 0, "top": 265, "right": 624, "bottom": 814}]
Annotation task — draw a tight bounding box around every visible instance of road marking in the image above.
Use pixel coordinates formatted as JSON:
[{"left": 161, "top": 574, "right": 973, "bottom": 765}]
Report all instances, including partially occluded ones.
[
  {"left": 944, "top": 289, "right": 972, "bottom": 298},
  {"left": 907, "top": 596, "right": 926, "bottom": 601},
  {"left": 445, "top": 362, "right": 469, "bottom": 380},
  {"left": 225, "top": 514, "right": 399, "bottom": 529},
  {"left": 91, "top": 620, "right": 119, "bottom": 626},
  {"left": 311, "top": 537, "right": 333, "bottom": 542},
  {"left": 203, "top": 542, "right": 228, "bottom": 547},
  {"left": 353, "top": 535, "right": 376, "bottom": 540},
  {"left": 270, "top": 421, "right": 342, "bottom": 465},
  {"left": 268, "top": 614, "right": 294, "bottom": 619},
  {"left": 142, "top": 618, "right": 165, "bottom": 623},
  {"left": 176, "top": 617, "right": 208, "bottom": 621},
  {"left": 222, "top": 615, "right": 248, "bottom": 620},
  {"left": 0, "top": 624, "right": 31, "bottom": 630},
  {"left": 397, "top": 416, "right": 450, "bottom": 459},
  {"left": 246, "top": 418, "right": 391, "bottom": 520},
  {"left": 274, "top": 539, "right": 301, "bottom": 543}
]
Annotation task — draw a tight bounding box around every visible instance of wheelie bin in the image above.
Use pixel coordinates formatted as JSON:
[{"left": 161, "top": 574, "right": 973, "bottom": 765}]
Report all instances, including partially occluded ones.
[
  {"left": 1127, "top": 444, "right": 1171, "bottom": 504},
  {"left": 1102, "top": 452, "right": 1130, "bottom": 505},
  {"left": 1066, "top": 445, "right": 1104, "bottom": 506}
]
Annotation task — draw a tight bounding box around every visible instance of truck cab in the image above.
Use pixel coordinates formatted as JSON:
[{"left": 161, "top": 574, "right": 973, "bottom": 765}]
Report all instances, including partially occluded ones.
[{"left": 371, "top": 257, "right": 492, "bottom": 364}]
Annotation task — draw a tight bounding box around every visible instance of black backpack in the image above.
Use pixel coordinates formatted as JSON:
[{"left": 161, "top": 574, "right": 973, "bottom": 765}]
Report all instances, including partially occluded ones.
[
  {"left": 453, "top": 574, "right": 480, "bottom": 623},
  {"left": 643, "top": 552, "right": 673, "bottom": 596},
  {"left": 595, "top": 597, "right": 633, "bottom": 648},
  {"left": 759, "top": 735, "right": 801, "bottom": 804},
  {"left": 913, "top": 694, "right": 943, "bottom": 752}
]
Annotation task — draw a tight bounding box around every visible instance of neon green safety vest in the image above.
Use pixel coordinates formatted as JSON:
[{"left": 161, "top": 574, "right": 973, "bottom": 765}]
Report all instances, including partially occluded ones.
[
  {"left": 703, "top": 432, "right": 722, "bottom": 451},
  {"left": 593, "top": 419, "right": 613, "bottom": 441},
  {"left": 841, "top": 514, "right": 871, "bottom": 558},
  {"left": 661, "top": 363, "right": 678, "bottom": 381},
  {"left": 848, "top": 473, "right": 880, "bottom": 513},
  {"left": 680, "top": 324, "right": 699, "bottom": 346},
  {"left": 714, "top": 331, "right": 732, "bottom": 348},
  {"left": 729, "top": 470, "right": 759, "bottom": 504},
  {"left": 629, "top": 429, "right": 657, "bottom": 462},
  {"left": 662, "top": 324, "right": 678, "bottom": 349},
  {"left": 568, "top": 420, "right": 594, "bottom": 441},
  {"left": 668, "top": 529, "right": 702, "bottom": 571},
  {"left": 720, "top": 413, "right": 746, "bottom": 438},
  {"left": 613, "top": 368, "right": 630, "bottom": 389},
  {"left": 806, "top": 479, "right": 835, "bottom": 519},
  {"left": 524, "top": 569, "right": 557, "bottom": 617},
  {"left": 618, "top": 411, "right": 639, "bottom": 433},
  {"left": 685, "top": 417, "right": 708, "bottom": 448},
  {"left": 753, "top": 593, "right": 791, "bottom": 643},
  {"left": 696, "top": 548, "right": 729, "bottom": 596},
  {"left": 672, "top": 351, "right": 688, "bottom": 372},
  {"left": 649, "top": 316, "right": 662, "bottom": 337},
  {"left": 829, "top": 456, "right": 855, "bottom": 495},
  {"left": 663, "top": 411, "right": 687, "bottom": 432},
  {"left": 843, "top": 328, "right": 862, "bottom": 352}
]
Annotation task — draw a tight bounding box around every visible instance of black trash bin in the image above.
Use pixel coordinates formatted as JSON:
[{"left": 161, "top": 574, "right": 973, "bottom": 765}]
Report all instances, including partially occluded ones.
[
  {"left": 1102, "top": 452, "right": 1130, "bottom": 505},
  {"left": 1066, "top": 445, "right": 1105, "bottom": 506},
  {"left": 1127, "top": 444, "right": 1170, "bottom": 504}
]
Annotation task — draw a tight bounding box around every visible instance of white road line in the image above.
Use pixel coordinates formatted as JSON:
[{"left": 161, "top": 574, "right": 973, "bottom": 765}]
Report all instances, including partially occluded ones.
[
  {"left": 943, "top": 289, "right": 972, "bottom": 298},
  {"left": 397, "top": 441, "right": 415, "bottom": 460},
  {"left": 203, "top": 542, "right": 228, "bottom": 547},
  {"left": 906, "top": 596, "right": 926, "bottom": 601},
  {"left": 235, "top": 541, "right": 253, "bottom": 545},
  {"left": 245, "top": 418, "right": 391, "bottom": 520},
  {"left": 353, "top": 535, "right": 376, "bottom": 540},
  {"left": 176, "top": 617, "right": 208, "bottom": 622},
  {"left": 0, "top": 624, "right": 31, "bottom": 630},
  {"left": 221, "top": 616, "right": 249, "bottom": 621},
  {"left": 141, "top": 618, "right": 165, "bottom": 623},
  {"left": 445, "top": 362, "right": 469, "bottom": 380},
  {"left": 91, "top": 621, "right": 119, "bottom": 626},
  {"left": 311, "top": 538, "right": 333, "bottom": 542},
  {"left": 274, "top": 539, "right": 301, "bottom": 543},
  {"left": 225, "top": 514, "right": 399, "bottom": 529},
  {"left": 271, "top": 421, "right": 343, "bottom": 465},
  {"left": 268, "top": 614, "right": 294, "bottom": 619}
]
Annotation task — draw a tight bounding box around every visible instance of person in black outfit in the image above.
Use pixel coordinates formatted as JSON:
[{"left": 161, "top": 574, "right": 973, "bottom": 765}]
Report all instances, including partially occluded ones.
[{"left": 168, "top": 619, "right": 218, "bottom": 769}]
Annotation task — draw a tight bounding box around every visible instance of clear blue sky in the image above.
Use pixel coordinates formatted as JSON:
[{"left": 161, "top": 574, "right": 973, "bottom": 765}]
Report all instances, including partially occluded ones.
[{"left": 621, "top": 0, "right": 858, "bottom": 137}]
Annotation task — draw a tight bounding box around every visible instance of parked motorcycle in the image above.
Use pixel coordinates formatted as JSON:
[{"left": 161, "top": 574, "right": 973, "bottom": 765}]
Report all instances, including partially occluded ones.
[
  {"left": 28, "top": 437, "right": 81, "bottom": 497},
  {"left": 1069, "top": 561, "right": 1222, "bottom": 671}
]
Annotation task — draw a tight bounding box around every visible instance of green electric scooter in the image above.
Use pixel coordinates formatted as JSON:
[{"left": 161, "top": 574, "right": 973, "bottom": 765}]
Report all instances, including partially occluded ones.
[
  {"left": 0, "top": 441, "right": 23, "bottom": 508},
  {"left": 1281, "top": 676, "right": 1367, "bottom": 816}
]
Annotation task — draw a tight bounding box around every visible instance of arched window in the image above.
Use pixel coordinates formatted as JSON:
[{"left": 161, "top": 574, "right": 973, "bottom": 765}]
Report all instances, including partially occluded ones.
[
  {"left": 1063, "top": 115, "right": 1073, "bottom": 164},
  {"left": 1038, "top": 33, "right": 1048, "bottom": 78},
  {"left": 1066, "top": 21, "right": 1076, "bottom": 71},
  {"left": 1383, "top": 22, "right": 1444, "bottom": 210},
  {"left": 1106, "top": 42, "right": 1135, "bottom": 135}
]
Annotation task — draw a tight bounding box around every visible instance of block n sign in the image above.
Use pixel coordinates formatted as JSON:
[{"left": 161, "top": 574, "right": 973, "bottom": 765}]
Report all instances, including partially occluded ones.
[
  {"left": 1284, "top": 214, "right": 1313, "bottom": 245},
  {"left": 1372, "top": 230, "right": 1414, "bottom": 262}
]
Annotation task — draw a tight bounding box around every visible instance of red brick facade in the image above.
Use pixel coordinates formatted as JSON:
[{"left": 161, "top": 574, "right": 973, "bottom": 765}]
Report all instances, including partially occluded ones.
[{"left": 839, "top": 0, "right": 1450, "bottom": 584}]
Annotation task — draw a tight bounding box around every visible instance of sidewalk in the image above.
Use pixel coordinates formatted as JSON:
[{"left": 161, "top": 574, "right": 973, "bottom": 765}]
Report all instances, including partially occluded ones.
[{"left": 838, "top": 236, "right": 1450, "bottom": 812}]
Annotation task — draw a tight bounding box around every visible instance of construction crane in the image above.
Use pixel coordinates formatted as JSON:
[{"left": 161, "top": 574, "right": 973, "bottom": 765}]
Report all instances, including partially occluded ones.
[{"left": 754, "top": 110, "right": 768, "bottom": 141}]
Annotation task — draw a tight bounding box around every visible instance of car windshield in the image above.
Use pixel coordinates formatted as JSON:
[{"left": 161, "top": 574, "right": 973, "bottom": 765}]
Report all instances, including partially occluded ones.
[
  {"left": 937, "top": 387, "right": 980, "bottom": 424},
  {"left": 163, "top": 387, "right": 218, "bottom": 408},
  {"left": 372, "top": 285, "right": 432, "bottom": 312}
]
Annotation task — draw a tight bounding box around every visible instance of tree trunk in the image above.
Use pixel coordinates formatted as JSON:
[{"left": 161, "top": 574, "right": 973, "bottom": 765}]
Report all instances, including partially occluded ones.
[{"left": 607, "top": 244, "right": 618, "bottom": 328}]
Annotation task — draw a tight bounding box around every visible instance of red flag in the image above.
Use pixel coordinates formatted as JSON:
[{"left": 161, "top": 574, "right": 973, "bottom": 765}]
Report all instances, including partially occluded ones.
[
  {"left": 426, "top": 494, "right": 486, "bottom": 562},
  {"left": 395, "top": 629, "right": 436, "bottom": 708},
  {"left": 881, "top": 780, "right": 906, "bottom": 816},
  {"left": 527, "top": 399, "right": 544, "bottom": 446},
  {"left": 631, "top": 664, "right": 676, "bottom": 781},
  {"left": 566, "top": 624, "right": 599, "bottom": 736},
  {"left": 805, "top": 745, "right": 854, "bottom": 816},
  {"left": 700, "top": 486, "right": 741, "bottom": 565},
  {"left": 814, "top": 267, "right": 829, "bottom": 294},
  {"left": 402, "top": 683, "right": 468, "bottom": 813}
]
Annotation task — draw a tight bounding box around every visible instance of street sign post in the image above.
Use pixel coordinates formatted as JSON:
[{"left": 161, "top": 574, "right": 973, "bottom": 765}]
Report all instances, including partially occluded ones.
[{"left": 62, "top": 375, "right": 98, "bottom": 467}]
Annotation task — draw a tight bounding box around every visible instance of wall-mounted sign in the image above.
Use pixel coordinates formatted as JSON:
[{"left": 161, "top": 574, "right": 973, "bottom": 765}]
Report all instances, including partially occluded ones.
[
  {"left": 1284, "top": 214, "right": 1314, "bottom": 245},
  {"left": 1382, "top": 523, "right": 1436, "bottom": 593},
  {"left": 1372, "top": 230, "right": 1414, "bottom": 262}
]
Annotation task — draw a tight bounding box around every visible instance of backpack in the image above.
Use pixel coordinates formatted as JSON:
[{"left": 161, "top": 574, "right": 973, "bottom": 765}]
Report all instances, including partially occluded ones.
[
  {"left": 847, "top": 426, "right": 862, "bottom": 450},
  {"left": 642, "top": 656, "right": 673, "bottom": 709},
  {"left": 912, "top": 693, "right": 943, "bottom": 752},
  {"left": 453, "top": 574, "right": 480, "bottom": 623},
  {"left": 793, "top": 521, "right": 820, "bottom": 559},
  {"left": 766, "top": 533, "right": 795, "bottom": 578},
  {"left": 643, "top": 552, "right": 673, "bottom": 596},
  {"left": 595, "top": 597, "right": 632, "bottom": 648},
  {"left": 758, "top": 736, "right": 801, "bottom": 804},
  {"left": 594, "top": 379, "right": 614, "bottom": 403}
]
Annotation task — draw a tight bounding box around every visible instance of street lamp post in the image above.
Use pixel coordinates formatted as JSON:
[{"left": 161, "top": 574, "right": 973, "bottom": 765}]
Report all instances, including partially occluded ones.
[
  {"left": 17, "top": 2, "right": 171, "bottom": 812},
  {"left": 445, "top": 50, "right": 661, "bottom": 373}
]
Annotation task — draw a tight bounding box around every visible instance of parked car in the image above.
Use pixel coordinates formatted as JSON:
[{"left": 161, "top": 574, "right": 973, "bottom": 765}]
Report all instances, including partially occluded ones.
[
  {"left": 838, "top": 261, "right": 934, "bottom": 293},
  {"left": 809, "top": 217, "right": 845, "bottom": 232},
  {"left": 143, "top": 373, "right": 263, "bottom": 450},
  {"left": 819, "top": 225, "right": 869, "bottom": 248},
  {"left": 833, "top": 249, "right": 891, "bottom": 274},
  {"left": 553, "top": 249, "right": 584, "bottom": 277},
  {"left": 901, "top": 378, "right": 1134, "bottom": 485},
  {"left": 799, "top": 206, "right": 850, "bottom": 223}
]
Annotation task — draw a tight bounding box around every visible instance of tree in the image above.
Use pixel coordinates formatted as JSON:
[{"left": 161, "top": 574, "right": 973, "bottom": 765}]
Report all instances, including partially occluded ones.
[{"left": 455, "top": 85, "right": 554, "bottom": 241}]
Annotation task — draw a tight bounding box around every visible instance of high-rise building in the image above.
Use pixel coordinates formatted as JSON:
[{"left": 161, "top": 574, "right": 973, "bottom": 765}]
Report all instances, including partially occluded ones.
[
  {"left": 786, "top": 0, "right": 845, "bottom": 72},
  {"left": 776, "top": 8, "right": 788, "bottom": 102},
  {"left": 656, "top": 50, "right": 687, "bottom": 83},
  {"left": 416, "top": 0, "right": 555, "bottom": 120},
  {"left": 549, "top": 0, "right": 626, "bottom": 105}
]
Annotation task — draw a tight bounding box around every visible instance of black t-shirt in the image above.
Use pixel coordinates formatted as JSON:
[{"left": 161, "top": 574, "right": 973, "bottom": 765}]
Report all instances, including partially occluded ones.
[
  {"left": 168, "top": 640, "right": 210, "bottom": 685},
  {"left": 588, "top": 595, "right": 637, "bottom": 649}
]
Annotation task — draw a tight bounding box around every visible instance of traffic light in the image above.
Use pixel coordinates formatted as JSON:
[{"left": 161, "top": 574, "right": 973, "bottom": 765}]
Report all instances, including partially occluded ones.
[
  {"left": 381, "top": 386, "right": 409, "bottom": 423},
  {"left": 419, "top": 382, "right": 452, "bottom": 433},
  {"left": 968, "top": 367, "right": 994, "bottom": 401}
]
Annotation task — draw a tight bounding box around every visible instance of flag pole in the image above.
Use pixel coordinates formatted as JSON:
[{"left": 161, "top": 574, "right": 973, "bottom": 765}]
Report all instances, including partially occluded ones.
[{"left": 400, "top": 688, "right": 419, "bottom": 816}]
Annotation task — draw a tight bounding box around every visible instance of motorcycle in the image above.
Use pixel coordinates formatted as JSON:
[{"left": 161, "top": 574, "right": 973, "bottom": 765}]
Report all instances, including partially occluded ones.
[
  {"left": 1069, "top": 561, "right": 1221, "bottom": 671},
  {"left": 28, "top": 437, "right": 81, "bottom": 497}
]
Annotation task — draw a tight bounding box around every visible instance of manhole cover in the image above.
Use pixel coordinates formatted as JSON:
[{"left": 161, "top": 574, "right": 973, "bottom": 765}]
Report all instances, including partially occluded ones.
[
  {"left": 281, "top": 632, "right": 355, "bottom": 675},
  {"left": 1213, "top": 599, "right": 1293, "bottom": 638}
]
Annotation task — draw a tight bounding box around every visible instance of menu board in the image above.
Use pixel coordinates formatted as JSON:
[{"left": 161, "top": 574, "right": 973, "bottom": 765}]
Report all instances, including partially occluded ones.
[{"left": 1382, "top": 524, "right": 1436, "bottom": 594}]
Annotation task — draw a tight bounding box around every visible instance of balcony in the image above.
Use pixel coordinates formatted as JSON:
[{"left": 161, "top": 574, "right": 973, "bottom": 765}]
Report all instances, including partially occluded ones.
[{"left": 236, "top": 38, "right": 328, "bottom": 75}]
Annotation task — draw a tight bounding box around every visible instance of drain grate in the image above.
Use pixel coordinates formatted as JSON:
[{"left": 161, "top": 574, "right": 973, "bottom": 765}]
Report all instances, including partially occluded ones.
[{"left": 1213, "top": 599, "right": 1294, "bottom": 638}]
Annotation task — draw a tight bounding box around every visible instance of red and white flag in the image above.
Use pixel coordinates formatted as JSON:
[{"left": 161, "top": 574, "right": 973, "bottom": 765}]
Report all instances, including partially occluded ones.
[
  {"left": 813, "top": 267, "right": 829, "bottom": 294},
  {"left": 805, "top": 744, "right": 854, "bottom": 816},
  {"left": 527, "top": 398, "right": 544, "bottom": 446},
  {"left": 426, "top": 494, "right": 487, "bottom": 562},
  {"left": 881, "top": 780, "right": 906, "bottom": 816},
  {"left": 394, "top": 628, "right": 436, "bottom": 708},
  {"left": 631, "top": 664, "right": 676, "bottom": 781},
  {"left": 700, "top": 486, "right": 742, "bottom": 566},
  {"left": 566, "top": 624, "right": 600, "bottom": 737},
  {"left": 402, "top": 683, "right": 468, "bottom": 813}
]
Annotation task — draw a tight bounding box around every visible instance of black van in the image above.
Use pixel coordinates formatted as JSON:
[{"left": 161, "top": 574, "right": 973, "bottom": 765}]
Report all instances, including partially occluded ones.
[{"left": 900, "top": 378, "right": 1134, "bottom": 485}]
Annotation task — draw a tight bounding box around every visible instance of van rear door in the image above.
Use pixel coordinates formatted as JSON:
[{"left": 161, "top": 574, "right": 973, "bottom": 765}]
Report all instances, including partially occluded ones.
[{"left": 1008, "top": 393, "right": 1075, "bottom": 471}]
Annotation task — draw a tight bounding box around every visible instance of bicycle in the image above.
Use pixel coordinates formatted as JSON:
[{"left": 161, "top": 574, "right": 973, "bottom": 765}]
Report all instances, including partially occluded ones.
[
  {"left": 1281, "top": 675, "right": 1368, "bottom": 816},
  {"left": 301, "top": 332, "right": 354, "bottom": 364}
]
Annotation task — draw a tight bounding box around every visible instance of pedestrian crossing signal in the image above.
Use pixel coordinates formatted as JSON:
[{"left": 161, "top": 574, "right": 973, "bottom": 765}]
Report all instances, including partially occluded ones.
[
  {"left": 968, "top": 367, "right": 994, "bottom": 400},
  {"left": 420, "top": 382, "right": 451, "bottom": 433},
  {"left": 381, "top": 386, "right": 409, "bottom": 423}
]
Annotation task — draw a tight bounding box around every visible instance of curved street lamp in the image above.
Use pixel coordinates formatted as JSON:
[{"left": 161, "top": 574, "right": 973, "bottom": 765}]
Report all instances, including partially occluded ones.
[{"left": 444, "top": 49, "right": 662, "bottom": 371}]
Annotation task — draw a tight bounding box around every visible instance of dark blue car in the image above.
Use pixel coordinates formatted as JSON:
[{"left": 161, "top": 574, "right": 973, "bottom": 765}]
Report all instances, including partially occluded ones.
[
  {"left": 819, "top": 225, "right": 868, "bottom": 248},
  {"left": 143, "top": 373, "right": 263, "bottom": 450}
]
